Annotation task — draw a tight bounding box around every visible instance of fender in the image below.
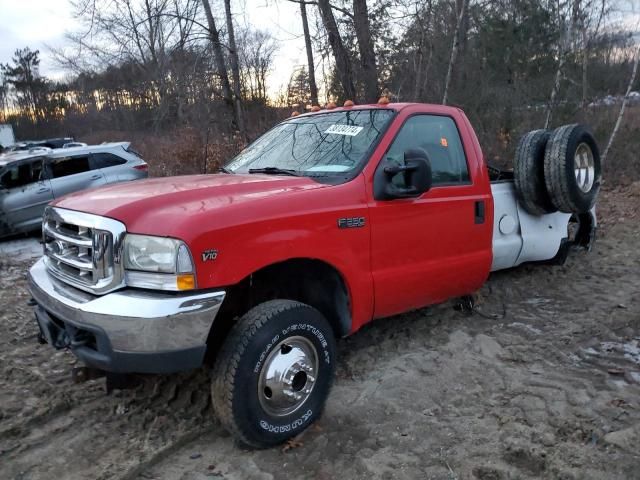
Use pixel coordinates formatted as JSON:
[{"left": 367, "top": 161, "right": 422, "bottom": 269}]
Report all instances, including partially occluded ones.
[{"left": 182, "top": 175, "right": 375, "bottom": 332}]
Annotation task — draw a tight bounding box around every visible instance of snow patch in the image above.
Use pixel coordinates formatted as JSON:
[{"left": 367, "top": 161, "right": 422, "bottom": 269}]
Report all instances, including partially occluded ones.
[
  {"left": 600, "top": 340, "right": 640, "bottom": 365},
  {"left": 0, "top": 237, "right": 42, "bottom": 262},
  {"left": 509, "top": 322, "right": 543, "bottom": 335}
]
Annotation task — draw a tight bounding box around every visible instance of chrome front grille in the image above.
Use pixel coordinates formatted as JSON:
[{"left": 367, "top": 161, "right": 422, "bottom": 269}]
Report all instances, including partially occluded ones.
[{"left": 42, "top": 207, "right": 127, "bottom": 295}]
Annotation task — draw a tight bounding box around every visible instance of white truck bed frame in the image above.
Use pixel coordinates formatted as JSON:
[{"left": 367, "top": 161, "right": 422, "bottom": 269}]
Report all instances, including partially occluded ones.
[{"left": 490, "top": 181, "right": 596, "bottom": 272}]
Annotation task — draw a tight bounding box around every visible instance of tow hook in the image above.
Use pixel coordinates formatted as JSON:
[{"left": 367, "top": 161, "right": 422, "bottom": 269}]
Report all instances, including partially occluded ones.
[
  {"left": 72, "top": 366, "right": 105, "bottom": 384},
  {"left": 454, "top": 295, "right": 475, "bottom": 314}
]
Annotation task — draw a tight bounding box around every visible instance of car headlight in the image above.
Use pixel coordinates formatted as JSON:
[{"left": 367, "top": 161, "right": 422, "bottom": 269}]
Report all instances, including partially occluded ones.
[{"left": 123, "top": 234, "right": 195, "bottom": 291}]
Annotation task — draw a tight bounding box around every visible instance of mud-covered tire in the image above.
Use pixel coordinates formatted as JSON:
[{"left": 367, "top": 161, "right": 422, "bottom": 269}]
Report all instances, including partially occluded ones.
[
  {"left": 513, "top": 129, "right": 556, "bottom": 215},
  {"left": 211, "top": 300, "right": 336, "bottom": 448},
  {"left": 544, "top": 124, "right": 601, "bottom": 214}
]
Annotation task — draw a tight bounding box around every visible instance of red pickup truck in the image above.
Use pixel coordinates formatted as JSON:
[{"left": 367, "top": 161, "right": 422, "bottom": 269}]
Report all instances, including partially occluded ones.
[{"left": 28, "top": 102, "right": 600, "bottom": 447}]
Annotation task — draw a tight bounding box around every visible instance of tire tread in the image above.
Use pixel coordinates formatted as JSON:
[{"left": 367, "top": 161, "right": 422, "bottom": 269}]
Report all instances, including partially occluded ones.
[
  {"left": 543, "top": 123, "right": 601, "bottom": 213},
  {"left": 211, "top": 300, "right": 310, "bottom": 447},
  {"left": 513, "top": 129, "right": 554, "bottom": 215}
]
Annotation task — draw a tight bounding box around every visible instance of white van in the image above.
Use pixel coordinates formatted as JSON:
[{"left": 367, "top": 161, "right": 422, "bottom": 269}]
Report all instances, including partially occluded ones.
[{"left": 0, "top": 124, "right": 15, "bottom": 149}]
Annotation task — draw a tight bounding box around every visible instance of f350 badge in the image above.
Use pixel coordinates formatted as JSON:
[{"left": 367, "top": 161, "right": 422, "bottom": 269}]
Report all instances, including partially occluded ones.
[
  {"left": 201, "top": 249, "right": 218, "bottom": 262},
  {"left": 337, "top": 217, "right": 366, "bottom": 229}
]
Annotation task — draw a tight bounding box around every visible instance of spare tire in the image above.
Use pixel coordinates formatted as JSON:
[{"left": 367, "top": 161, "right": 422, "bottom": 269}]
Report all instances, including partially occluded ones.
[
  {"left": 514, "top": 129, "right": 556, "bottom": 215},
  {"left": 544, "top": 124, "right": 601, "bottom": 214}
]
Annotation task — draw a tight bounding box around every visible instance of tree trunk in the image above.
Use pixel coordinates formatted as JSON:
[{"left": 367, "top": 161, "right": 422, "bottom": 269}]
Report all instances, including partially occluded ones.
[
  {"left": 353, "top": 0, "right": 378, "bottom": 103},
  {"left": 602, "top": 46, "right": 640, "bottom": 163},
  {"left": 317, "top": 0, "right": 356, "bottom": 101},
  {"left": 545, "top": 0, "right": 580, "bottom": 128},
  {"left": 442, "top": 0, "right": 467, "bottom": 105},
  {"left": 223, "top": 0, "right": 247, "bottom": 140},
  {"left": 545, "top": 54, "right": 566, "bottom": 128},
  {"left": 581, "top": 27, "right": 588, "bottom": 109},
  {"left": 454, "top": 0, "right": 469, "bottom": 86},
  {"left": 299, "top": 1, "right": 319, "bottom": 106},
  {"left": 200, "top": 0, "right": 239, "bottom": 131}
]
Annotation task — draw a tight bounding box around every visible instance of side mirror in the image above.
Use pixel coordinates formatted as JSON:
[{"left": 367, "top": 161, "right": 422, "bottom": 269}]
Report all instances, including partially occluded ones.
[{"left": 376, "top": 148, "right": 432, "bottom": 200}]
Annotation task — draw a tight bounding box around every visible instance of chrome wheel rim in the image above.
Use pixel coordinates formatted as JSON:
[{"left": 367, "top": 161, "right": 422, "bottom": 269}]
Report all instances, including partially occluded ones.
[
  {"left": 257, "top": 336, "right": 318, "bottom": 417},
  {"left": 574, "top": 143, "right": 595, "bottom": 193}
]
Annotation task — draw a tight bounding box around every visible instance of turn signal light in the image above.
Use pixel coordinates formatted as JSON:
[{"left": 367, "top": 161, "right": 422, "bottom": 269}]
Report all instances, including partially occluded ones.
[{"left": 177, "top": 274, "right": 196, "bottom": 290}]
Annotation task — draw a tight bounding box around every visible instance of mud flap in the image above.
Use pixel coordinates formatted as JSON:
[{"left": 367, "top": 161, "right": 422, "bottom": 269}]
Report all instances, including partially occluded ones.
[{"left": 550, "top": 238, "right": 572, "bottom": 266}]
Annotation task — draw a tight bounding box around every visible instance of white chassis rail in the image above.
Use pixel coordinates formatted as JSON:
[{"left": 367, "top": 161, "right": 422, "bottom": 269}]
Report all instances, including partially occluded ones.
[{"left": 490, "top": 182, "right": 595, "bottom": 272}]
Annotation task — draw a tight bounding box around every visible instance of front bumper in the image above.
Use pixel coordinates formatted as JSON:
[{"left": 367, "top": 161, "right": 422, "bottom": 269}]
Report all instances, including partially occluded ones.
[{"left": 28, "top": 258, "right": 225, "bottom": 374}]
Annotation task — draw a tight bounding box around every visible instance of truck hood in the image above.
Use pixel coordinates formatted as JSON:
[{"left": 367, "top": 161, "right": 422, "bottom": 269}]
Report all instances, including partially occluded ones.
[{"left": 53, "top": 174, "right": 329, "bottom": 235}]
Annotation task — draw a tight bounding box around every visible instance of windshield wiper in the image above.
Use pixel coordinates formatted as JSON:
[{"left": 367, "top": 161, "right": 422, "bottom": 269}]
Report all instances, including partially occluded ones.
[
  {"left": 219, "top": 166, "right": 233, "bottom": 174},
  {"left": 248, "top": 167, "right": 300, "bottom": 176}
]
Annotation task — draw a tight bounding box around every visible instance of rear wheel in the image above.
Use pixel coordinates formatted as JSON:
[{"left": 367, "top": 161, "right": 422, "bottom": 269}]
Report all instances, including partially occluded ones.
[
  {"left": 211, "top": 300, "right": 336, "bottom": 448},
  {"left": 544, "top": 124, "right": 601, "bottom": 213},
  {"left": 513, "top": 129, "right": 556, "bottom": 215}
]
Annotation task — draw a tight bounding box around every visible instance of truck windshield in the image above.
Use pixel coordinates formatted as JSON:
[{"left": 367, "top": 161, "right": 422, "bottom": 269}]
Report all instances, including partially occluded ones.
[{"left": 225, "top": 109, "right": 394, "bottom": 177}]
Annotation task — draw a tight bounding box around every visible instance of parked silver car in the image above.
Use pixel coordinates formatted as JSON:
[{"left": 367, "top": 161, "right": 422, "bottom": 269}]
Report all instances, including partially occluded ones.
[{"left": 0, "top": 142, "right": 148, "bottom": 238}]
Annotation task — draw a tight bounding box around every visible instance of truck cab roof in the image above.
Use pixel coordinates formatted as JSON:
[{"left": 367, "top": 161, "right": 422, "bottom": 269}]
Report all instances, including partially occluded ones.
[{"left": 293, "top": 102, "right": 462, "bottom": 118}]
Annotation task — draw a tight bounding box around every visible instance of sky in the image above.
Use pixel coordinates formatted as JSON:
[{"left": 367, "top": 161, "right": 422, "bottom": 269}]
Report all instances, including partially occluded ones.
[
  {"left": 0, "top": 0, "right": 77, "bottom": 77},
  {"left": 2, "top": 0, "right": 639, "bottom": 97},
  {"left": 0, "top": 0, "right": 309, "bottom": 96}
]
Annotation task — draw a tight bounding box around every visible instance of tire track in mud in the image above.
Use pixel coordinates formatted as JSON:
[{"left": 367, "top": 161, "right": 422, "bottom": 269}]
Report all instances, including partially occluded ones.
[{"left": 0, "top": 273, "right": 216, "bottom": 480}]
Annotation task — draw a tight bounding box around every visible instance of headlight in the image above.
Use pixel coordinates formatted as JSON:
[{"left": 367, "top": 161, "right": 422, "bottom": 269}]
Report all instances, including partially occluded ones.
[{"left": 123, "top": 234, "right": 195, "bottom": 291}]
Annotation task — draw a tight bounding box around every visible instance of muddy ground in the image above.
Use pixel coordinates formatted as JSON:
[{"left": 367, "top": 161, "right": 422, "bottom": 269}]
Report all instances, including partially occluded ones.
[{"left": 1, "top": 186, "right": 639, "bottom": 480}]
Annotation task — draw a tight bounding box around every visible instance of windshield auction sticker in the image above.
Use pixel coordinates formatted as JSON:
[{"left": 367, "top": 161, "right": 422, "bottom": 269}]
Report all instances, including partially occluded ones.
[{"left": 324, "top": 125, "right": 364, "bottom": 136}]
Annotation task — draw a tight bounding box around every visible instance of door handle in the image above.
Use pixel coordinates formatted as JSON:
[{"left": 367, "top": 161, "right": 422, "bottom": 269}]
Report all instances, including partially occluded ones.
[
  {"left": 36, "top": 187, "right": 50, "bottom": 194},
  {"left": 90, "top": 174, "right": 102, "bottom": 180},
  {"left": 474, "top": 200, "right": 485, "bottom": 224}
]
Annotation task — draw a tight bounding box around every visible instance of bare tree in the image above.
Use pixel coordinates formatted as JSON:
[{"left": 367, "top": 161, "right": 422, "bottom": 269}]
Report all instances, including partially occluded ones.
[
  {"left": 442, "top": 0, "right": 467, "bottom": 105},
  {"left": 239, "top": 29, "right": 277, "bottom": 102},
  {"left": 317, "top": 0, "right": 356, "bottom": 100},
  {"left": 580, "top": 0, "right": 608, "bottom": 108},
  {"left": 201, "top": 0, "right": 239, "bottom": 130},
  {"left": 353, "top": 0, "right": 378, "bottom": 102},
  {"left": 223, "top": 0, "right": 247, "bottom": 140},
  {"left": 400, "top": 0, "right": 434, "bottom": 101},
  {"left": 299, "top": 0, "right": 319, "bottom": 105},
  {"left": 544, "top": 0, "right": 581, "bottom": 128},
  {"left": 602, "top": 44, "right": 640, "bottom": 163},
  {"left": 57, "top": 0, "right": 204, "bottom": 128}
]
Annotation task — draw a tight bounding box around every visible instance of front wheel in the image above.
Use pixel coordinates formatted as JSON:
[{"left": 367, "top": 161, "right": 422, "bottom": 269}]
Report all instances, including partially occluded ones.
[{"left": 211, "top": 300, "right": 336, "bottom": 448}]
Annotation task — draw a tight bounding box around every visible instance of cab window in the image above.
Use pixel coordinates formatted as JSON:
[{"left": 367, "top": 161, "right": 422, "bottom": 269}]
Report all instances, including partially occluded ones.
[
  {"left": 0, "top": 159, "right": 44, "bottom": 189},
  {"left": 386, "top": 115, "right": 470, "bottom": 186}
]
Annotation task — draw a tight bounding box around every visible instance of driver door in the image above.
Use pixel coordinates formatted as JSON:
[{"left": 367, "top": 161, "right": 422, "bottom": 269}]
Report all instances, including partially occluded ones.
[
  {"left": 368, "top": 114, "right": 492, "bottom": 318},
  {"left": 0, "top": 157, "right": 53, "bottom": 235}
]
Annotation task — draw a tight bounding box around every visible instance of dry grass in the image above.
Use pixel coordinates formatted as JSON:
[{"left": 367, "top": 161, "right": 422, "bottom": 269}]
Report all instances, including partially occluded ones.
[
  {"left": 82, "top": 128, "right": 245, "bottom": 177},
  {"left": 484, "top": 104, "right": 640, "bottom": 186},
  {"left": 78, "top": 106, "right": 640, "bottom": 186},
  {"left": 589, "top": 104, "right": 640, "bottom": 186}
]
